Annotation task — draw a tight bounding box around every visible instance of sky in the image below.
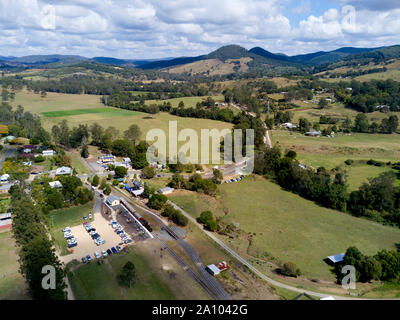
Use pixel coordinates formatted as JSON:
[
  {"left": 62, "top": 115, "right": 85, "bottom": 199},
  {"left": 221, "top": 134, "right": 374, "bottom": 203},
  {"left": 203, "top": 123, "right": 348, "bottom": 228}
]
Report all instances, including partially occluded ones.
[{"left": 0, "top": 0, "right": 400, "bottom": 59}]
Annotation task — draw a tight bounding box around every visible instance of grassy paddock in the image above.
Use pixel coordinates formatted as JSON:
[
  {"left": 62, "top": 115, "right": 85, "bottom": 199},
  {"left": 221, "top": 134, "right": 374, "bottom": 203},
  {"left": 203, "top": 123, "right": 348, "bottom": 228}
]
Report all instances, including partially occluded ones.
[
  {"left": 0, "top": 231, "right": 29, "bottom": 299},
  {"left": 42, "top": 108, "right": 140, "bottom": 118},
  {"left": 68, "top": 246, "right": 177, "bottom": 300},
  {"left": 169, "top": 177, "right": 400, "bottom": 281}
]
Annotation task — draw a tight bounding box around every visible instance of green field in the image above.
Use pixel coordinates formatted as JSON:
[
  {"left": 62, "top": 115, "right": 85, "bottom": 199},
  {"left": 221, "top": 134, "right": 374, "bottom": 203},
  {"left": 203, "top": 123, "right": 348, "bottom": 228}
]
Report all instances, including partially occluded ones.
[
  {"left": 42, "top": 108, "right": 139, "bottom": 118},
  {"left": 145, "top": 95, "right": 224, "bottom": 108},
  {"left": 345, "top": 164, "right": 396, "bottom": 191},
  {"left": 49, "top": 202, "right": 94, "bottom": 256},
  {"left": 271, "top": 130, "right": 400, "bottom": 169},
  {"left": 68, "top": 247, "right": 176, "bottom": 300},
  {"left": 169, "top": 176, "right": 400, "bottom": 280},
  {"left": 0, "top": 231, "right": 29, "bottom": 299}
]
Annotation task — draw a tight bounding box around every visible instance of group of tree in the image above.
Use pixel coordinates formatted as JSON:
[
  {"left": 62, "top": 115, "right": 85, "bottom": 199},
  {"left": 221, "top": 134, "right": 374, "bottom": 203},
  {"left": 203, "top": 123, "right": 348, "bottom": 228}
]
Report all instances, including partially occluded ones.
[
  {"left": 10, "top": 184, "right": 66, "bottom": 299},
  {"left": 168, "top": 173, "right": 218, "bottom": 196},
  {"left": 254, "top": 144, "right": 400, "bottom": 227},
  {"left": 116, "top": 261, "right": 137, "bottom": 288},
  {"left": 0, "top": 103, "right": 50, "bottom": 143},
  {"left": 335, "top": 246, "right": 400, "bottom": 283},
  {"left": 162, "top": 204, "right": 188, "bottom": 227},
  {"left": 197, "top": 210, "right": 218, "bottom": 232},
  {"left": 353, "top": 114, "right": 398, "bottom": 134}
]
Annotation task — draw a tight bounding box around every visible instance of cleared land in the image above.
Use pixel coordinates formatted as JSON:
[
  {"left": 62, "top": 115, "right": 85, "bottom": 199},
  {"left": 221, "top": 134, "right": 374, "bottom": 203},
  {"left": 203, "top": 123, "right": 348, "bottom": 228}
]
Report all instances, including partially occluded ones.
[
  {"left": 0, "top": 230, "right": 29, "bottom": 299},
  {"left": 67, "top": 241, "right": 209, "bottom": 300},
  {"left": 270, "top": 130, "right": 400, "bottom": 169},
  {"left": 42, "top": 108, "right": 139, "bottom": 118},
  {"left": 168, "top": 176, "right": 400, "bottom": 281}
]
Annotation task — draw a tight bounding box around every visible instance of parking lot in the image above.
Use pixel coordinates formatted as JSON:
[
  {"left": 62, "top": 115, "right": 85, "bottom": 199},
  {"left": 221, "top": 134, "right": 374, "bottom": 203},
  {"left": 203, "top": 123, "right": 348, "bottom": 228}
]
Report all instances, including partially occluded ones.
[{"left": 59, "top": 211, "right": 126, "bottom": 264}]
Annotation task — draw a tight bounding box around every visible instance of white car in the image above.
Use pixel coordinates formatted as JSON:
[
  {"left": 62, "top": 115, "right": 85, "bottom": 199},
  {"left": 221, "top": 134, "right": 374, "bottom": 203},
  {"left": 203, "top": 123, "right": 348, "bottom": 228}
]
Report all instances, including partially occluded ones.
[
  {"left": 89, "top": 213, "right": 93, "bottom": 219},
  {"left": 102, "top": 250, "right": 107, "bottom": 257},
  {"left": 62, "top": 227, "right": 71, "bottom": 232},
  {"left": 94, "top": 251, "right": 101, "bottom": 259}
]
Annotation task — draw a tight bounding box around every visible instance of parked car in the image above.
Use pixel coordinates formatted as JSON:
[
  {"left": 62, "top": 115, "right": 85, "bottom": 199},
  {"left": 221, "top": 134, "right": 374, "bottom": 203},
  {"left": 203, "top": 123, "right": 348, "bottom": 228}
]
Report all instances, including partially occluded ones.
[
  {"left": 116, "top": 245, "right": 121, "bottom": 251},
  {"left": 89, "top": 213, "right": 93, "bottom": 219},
  {"left": 82, "top": 257, "right": 87, "bottom": 263},
  {"left": 83, "top": 216, "right": 87, "bottom": 220},
  {"left": 86, "top": 255, "right": 91, "bottom": 262},
  {"left": 111, "top": 247, "right": 117, "bottom": 254},
  {"left": 62, "top": 227, "right": 71, "bottom": 232},
  {"left": 94, "top": 251, "right": 101, "bottom": 259},
  {"left": 102, "top": 250, "right": 107, "bottom": 257},
  {"left": 68, "top": 242, "right": 77, "bottom": 248},
  {"left": 107, "top": 249, "right": 112, "bottom": 256}
]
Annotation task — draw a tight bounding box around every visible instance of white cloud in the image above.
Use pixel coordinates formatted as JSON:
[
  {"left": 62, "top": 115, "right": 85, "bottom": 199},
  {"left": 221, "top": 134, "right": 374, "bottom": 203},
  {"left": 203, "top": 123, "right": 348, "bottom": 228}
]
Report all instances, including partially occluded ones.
[{"left": 0, "top": 0, "right": 399, "bottom": 58}]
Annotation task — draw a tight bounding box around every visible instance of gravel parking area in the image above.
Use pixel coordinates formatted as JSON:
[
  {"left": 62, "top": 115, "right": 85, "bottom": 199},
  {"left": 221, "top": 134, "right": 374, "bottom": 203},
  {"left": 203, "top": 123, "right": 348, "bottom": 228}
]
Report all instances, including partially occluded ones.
[{"left": 59, "top": 212, "right": 124, "bottom": 264}]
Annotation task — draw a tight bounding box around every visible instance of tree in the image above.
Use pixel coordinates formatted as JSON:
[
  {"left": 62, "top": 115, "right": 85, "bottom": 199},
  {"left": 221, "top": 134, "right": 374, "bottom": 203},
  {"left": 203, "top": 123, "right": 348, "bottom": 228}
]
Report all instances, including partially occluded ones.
[
  {"left": 281, "top": 262, "right": 301, "bottom": 277},
  {"left": 81, "top": 144, "right": 89, "bottom": 158},
  {"left": 211, "top": 168, "right": 223, "bottom": 184},
  {"left": 142, "top": 166, "right": 156, "bottom": 179},
  {"left": 124, "top": 124, "right": 141, "bottom": 146},
  {"left": 117, "top": 261, "right": 137, "bottom": 288},
  {"left": 92, "top": 175, "right": 100, "bottom": 187},
  {"left": 114, "top": 166, "right": 128, "bottom": 179},
  {"left": 198, "top": 211, "right": 213, "bottom": 224},
  {"left": 318, "top": 98, "right": 329, "bottom": 109},
  {"left": 169, "top": 173, "right": 185, "bottom": 189},
  {"left": 149, "top": 194, "right": 167, "bottom": 210},
  {"left": 354, "top": 114, "right": 369, "bottom": 133},
  {"left": 359, "top": 256, "right": 382, "bottom": 282}
]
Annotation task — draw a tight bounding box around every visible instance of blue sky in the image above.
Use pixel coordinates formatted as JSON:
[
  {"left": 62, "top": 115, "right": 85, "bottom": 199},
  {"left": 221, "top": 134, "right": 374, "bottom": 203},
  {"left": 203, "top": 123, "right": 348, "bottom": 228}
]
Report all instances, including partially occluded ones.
[{"left": 0, "top": 0, "right": 399, "bottom": 59}]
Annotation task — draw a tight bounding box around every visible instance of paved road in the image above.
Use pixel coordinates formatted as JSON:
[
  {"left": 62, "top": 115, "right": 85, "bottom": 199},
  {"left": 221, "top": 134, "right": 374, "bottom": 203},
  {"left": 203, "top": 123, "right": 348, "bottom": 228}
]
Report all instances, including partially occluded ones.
[{"left": 167, "top": 201, "right": 375, "bottom": 300}]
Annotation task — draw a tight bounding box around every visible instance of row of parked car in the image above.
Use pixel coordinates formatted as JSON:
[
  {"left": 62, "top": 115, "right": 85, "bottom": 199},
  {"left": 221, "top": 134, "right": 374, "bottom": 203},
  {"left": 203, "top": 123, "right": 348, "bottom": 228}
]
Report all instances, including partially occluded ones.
[
  {"left": 81, "top": 245, "right": 122, "bottom": 263},
  {"left": 224, "top": 175, "right": 244, "bottom": 183},
  {"left": 111, "top": 220, "right": 132, "bottom": 244},
  {"left": 83, "top": 222, "right": 106, "bottom": 246},
  {"left": 62, "top": 227, "right": 77, "bottom": 248}
]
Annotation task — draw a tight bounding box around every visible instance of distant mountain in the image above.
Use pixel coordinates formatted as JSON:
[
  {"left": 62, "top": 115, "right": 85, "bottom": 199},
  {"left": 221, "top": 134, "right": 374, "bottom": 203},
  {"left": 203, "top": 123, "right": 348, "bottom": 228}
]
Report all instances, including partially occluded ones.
[
  {"left": 249, "top": 47, "right": 291, "bottom": 62},
  {"left": 91, "top": 57, "right": 128, "bottom": 66},
  {"left": 290, "top": 47, "right": 377, "bottom": 64}
]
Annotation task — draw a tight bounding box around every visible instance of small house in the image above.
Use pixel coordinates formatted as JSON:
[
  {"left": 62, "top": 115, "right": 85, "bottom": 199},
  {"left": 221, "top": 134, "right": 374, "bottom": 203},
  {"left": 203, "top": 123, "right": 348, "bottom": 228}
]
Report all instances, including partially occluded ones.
[
  {"left": 42, "top": 150, "right": 56, "bottom": 157},
  {"left": 132, "top": 188, "right": 144, "bottom": 197},
  {"left": 49, "top": 181, "right": 63, "bottom": 189},
  {"left": 326, "top": 253, "right": 345, "bottom": 265},
  {"left": 158, "top": 187, "right": 175, "bottom": 195},
  {"left": 55, "top": 167, "right": 72, "bottom": 176},
  {"left": 106, "top": 195, "right": 120, "bottom": 207},
  {"left": 0, "top": 174, "right": 10, "bottom": 182},
  {"left": 98, "top": 154, "right": 115, "bottom": 163},
  {"left": 0, "top": 183, "right": 13, "bottom": 194},
  {"left": 305, "top": 129, "right": 322, "bottom": 137}
]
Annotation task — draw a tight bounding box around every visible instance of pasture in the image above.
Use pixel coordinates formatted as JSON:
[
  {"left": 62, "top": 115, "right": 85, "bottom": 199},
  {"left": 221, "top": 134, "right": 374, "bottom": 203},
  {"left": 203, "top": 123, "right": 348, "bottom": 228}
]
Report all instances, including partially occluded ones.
[
  {"left": 0, "top": 231, "right": 29, "bottom": 299},
  {"left": 67, "top": 241, "right": 209, "bottom": 300},
  {"left": 270, "top": 130, "right": 400, "bottom": 169},
  {"left": 169, "top": 176, "right": 400, "bottom": 281}
]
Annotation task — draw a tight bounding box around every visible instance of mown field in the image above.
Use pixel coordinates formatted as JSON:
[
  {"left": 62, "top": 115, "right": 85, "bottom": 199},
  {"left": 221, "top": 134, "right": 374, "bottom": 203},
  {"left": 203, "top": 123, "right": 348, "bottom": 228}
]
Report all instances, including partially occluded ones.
[
  {"left": 145, "top": 95, "right": 224, "bottom": 108},
  {"left": 12, "top": 89, "right": 233, "bottom": 163},
  {"left": 0, "top": 230, "right": 29, "bottom": 299},
  {"left": 270, "top": 130, "right": 400, "bottom": 169},
  {"left": 169, "top": 176, "right": 400, "bottom": 281}
]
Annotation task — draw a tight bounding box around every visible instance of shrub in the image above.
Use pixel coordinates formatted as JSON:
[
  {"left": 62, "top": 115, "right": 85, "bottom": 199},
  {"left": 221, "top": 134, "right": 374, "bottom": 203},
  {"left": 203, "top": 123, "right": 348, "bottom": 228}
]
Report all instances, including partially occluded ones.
[
  {"left": 345, "top": 159, "right": 354, "bottom": 166},
  {"left": 281, "top": 262, "right": 301, "bottom": 277}
]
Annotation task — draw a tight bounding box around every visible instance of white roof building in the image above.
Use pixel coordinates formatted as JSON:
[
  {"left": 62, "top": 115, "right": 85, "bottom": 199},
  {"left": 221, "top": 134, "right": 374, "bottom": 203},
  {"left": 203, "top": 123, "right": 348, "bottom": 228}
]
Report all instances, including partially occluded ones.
[
  {"left": 327, "top": 253, "right": 345, "bottom": 264},
  {"left": 158, "top": 187, "right": 175, "bottom": 195},
  {"left": 0, "top": 174, "right": 10, "bottom": 182},
  {"left": 206, "top": 264, "right": 221, "bottom": 276},
  {"left": 131, "top": 188, "right": 144, "bottom": 197},
  {"left": 49, "top": 181, "right": 63, "bottom": 189},
  {"left": 55, "top": 167, "right": 72, "bottom": 176},
  {"left": 43, "top": 150, "right": 56, "bottom": 156}
]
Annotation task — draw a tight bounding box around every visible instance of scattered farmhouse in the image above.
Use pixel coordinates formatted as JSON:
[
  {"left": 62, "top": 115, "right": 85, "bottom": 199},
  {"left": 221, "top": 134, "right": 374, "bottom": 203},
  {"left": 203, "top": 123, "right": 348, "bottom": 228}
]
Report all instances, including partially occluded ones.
[
  {"left": 55, "top": 166, "right": 72, "bottom": 176},
  {"left": 305, "top": 129, "right": 322, "bottom": 137},
  {"left": 206, "top": 261, "right": 229, "bottom": 276},
  {"left": 98, "top": 154, "right": 115, "bottom": 163},
  {"left": 49, "top": 181, "right": 63, "bottom": 189},
  {"left": 0, "top": 212, "right": 12, "bottom": 230},
  {"left": 42, "top": 150, "right": 56, "bottom": 157},
  {"left": 282, "top": 122, "right": 297, "bottom": 129},
  {"left": 158, "top": 187, "right": 175, "bottom": 195},
  {"left": 326, "top": 253, "right": 345, "bottom": 265}
]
